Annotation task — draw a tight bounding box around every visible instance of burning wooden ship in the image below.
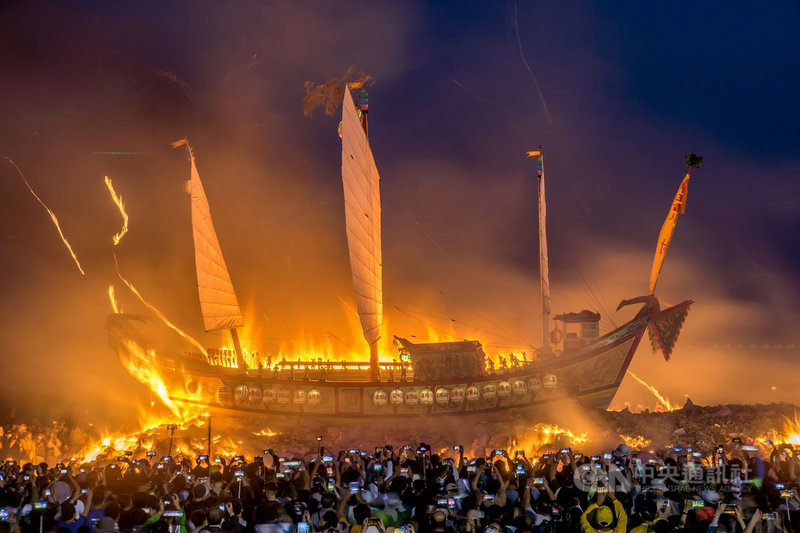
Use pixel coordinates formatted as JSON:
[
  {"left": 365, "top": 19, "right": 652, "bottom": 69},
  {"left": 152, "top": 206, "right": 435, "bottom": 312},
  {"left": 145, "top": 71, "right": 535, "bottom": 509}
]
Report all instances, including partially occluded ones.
[{"left": 107, "top": 87, "right": 696, "bottom": 418}]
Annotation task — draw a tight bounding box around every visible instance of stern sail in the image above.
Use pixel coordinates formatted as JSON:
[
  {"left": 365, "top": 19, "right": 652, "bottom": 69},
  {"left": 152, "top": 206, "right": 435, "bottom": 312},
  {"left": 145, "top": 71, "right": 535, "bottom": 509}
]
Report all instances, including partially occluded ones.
[
  {"left": 340, "top": 90, "right": 383, "bottom": 349},
  {"left": 188, "top": 156, "right": 244, "bottom": 332}
]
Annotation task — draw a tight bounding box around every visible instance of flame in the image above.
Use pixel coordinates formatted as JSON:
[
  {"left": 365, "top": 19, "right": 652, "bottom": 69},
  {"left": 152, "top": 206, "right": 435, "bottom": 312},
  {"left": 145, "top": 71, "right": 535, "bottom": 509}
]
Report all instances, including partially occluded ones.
[
  {"left": 2, "top": 155, "right": 85, "bottom": 275},
  {"left": 619, "top": 434, "right": 652, "bottom": 450},
  {"left": 253, "top": 427, "right": 278, "bottom": 437},
  {"left": 104, "top": 176, "right": 129, "bottom": 245},
  {"left": 756, "top": 411, "right": 800, "bottom": 447},
  {"left": 511, "top": 423, "right": 591, "bottom": 454},
  {"left": 626, "top": 370, "right": 677, "bottom": 411}
]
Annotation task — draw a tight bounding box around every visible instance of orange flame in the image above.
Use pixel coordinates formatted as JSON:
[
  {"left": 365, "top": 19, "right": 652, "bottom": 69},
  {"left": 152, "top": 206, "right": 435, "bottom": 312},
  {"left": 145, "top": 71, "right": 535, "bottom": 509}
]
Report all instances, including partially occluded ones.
[
  {"left": 626, "top": 370, "right": 677, "bottom": 411},
  {"left": 511, "top": 423, "right": 591, "bottom": 454},
  {"left": 108, "top": 284, "right": 121, "bottom": 314},
  {"left": 2, "top": 156, "right": 85, "bottom": 275},
  {"left": 104, "top": 176, "right": 129, "bottom": 245},
  {"left": 756, "top": 411, "right": 800, "bottom": 447}
]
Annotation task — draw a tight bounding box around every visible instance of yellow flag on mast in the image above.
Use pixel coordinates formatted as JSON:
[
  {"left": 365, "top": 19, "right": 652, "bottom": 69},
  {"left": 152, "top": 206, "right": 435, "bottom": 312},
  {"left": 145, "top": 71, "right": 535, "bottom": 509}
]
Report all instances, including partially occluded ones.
[{"left": 648, "top": 170, "right": 692, "bottom": 294}]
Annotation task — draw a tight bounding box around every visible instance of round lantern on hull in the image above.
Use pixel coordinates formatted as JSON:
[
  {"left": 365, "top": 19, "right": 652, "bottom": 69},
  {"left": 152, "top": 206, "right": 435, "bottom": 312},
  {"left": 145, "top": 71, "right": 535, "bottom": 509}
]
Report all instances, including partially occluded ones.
[
  {"left": 543, "top": 374, "right": 558, "bottom": 390},
  {"left": 233, "top": 384, "right": 249, "bottom": 404},
  {"left": 293, "top": 390, "right": 306, "bottom": 405},
  {"left": 482, "top": 384, "right": 497, "bottom": 401},
  {"left": 528, "top": 377, "right": 542, "bottom": 394},
  {"left": 512, "top": 380, "right": 527, "bottom": 396},
  {"left": 373, "top": 390, "right": 388, "bottom": 406},
  {"left": 308, "top": 389, "right": 322, "bottom": 406},
  {"left": 420, "top": 389, "right": 434, "bottom": 406},
  {"left": 247, "top": 386, "right": 263, "bottom": 404},
  {"left": 390, "top": 389, "right": 404, "bottom": 406},
  {"left": 497, "top": 381, "right": 512, "bottom": 399},
  {"left": 277, "top": 389, "right": 291, "bottom": 404},
  {"left": 216, "top": 386, "right": 233, "bottom": 404},
  {"left": 434, "top": 388, "right": 450, "bottom": 405},
  {"left": 450, "top": 387, "right": 465, "bottom": 405},
  {"left": 262, "top": 389, "right": 277, "bottom": 405},
  {"left": 404, "top": 390, "right": 419, "bottom": 406},
  {"left": 465, "top": 386, "right": 480, "bottom": 402}
]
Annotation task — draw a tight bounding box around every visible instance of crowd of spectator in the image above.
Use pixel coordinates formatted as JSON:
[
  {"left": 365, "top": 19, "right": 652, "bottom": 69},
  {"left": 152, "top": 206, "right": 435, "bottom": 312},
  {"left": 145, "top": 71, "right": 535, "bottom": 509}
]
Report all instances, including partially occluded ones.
[{"left": 0, "top": 439, "right": 798, "bottom": 533}]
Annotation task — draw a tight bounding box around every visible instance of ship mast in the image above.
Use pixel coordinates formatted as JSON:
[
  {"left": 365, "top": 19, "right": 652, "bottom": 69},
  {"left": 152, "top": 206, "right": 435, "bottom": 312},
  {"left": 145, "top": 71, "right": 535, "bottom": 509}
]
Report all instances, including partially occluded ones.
[{"left": 528, "top": 148, "right": 551, "bottom": 355}]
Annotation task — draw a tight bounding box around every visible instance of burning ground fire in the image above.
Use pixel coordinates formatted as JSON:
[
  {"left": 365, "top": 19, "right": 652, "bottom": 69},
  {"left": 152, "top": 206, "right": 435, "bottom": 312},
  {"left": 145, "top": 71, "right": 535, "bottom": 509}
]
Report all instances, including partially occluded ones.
[{"left": 625, "top": 370, "right": 678, "bottom": 411}]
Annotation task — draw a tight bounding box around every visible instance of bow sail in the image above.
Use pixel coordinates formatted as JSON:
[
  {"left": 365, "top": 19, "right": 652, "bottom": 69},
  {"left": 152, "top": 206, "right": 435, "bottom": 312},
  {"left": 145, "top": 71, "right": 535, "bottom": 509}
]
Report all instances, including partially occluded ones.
[
  {"left": 188, "top": 156, "right": 244, "bottom": 332},
  {"left": 340, "top": 90, "right": 383, "bottom": 348}
]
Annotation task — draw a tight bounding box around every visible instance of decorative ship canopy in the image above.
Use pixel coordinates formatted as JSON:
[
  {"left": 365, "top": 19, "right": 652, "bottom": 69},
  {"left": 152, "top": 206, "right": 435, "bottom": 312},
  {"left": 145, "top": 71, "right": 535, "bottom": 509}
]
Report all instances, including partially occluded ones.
[
  {"left": 340, "top": 89, "right": 383, "bottom": 346},
  {"left": 188, "top": 156, "right": 244, "bottom": 332},
  {"left": 394, "top": 336, "right": 486, "bottom": 381}
]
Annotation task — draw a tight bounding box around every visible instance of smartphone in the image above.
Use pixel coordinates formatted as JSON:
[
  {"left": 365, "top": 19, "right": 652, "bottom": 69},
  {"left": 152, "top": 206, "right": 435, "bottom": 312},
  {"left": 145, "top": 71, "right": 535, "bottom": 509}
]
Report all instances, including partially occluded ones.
[
  {"left": 322, "top": 455, "right": 334, "bottom": 462},
  {"left": 400, "top": 467, "right": 409, "bottom": 475},
  {"left": 673, "top": 446, "right": 683, "bottom": 452},
  {"left": 327, "top": 479, "right": 335, "bottom": 492},
  {"left": 276, "top": 473, "right": 285, "bottom": 479},
  {"left": 741, "top": 445, "right": 759, "bottom": 452},
  {"left": 692, "top": 452, "right": 702, "bottom": 457},
  {"left": 781, "top": 490, "right": 795, "bottom": 499},
  {"left": 117, "top": 456, "right": 128, "bottom": 462},
  {"left": 603, "top": 453, "right": 612, "bottom": 460},
  {"left": 146, "top": 451, "right": 156, "bottom": 457},
  {"left": 493, "top": 450, "right": 504, "bottom": 456},
  {"left": 162, "top": 456, "right": 172, "bottom": 462},
  {"left": 373, "top": 464, "right": 382, "bottom": 472},
  {"left": 164, "top": 510, "right": 184, "bottom": 518},
  {"left": 764, "top": 513, "right": 776, "bottom": 521},
  {"left": 467, "top": 465, "right": 477, "bottom": 473},
  {"left": 234, "top": 470, "right": 245, "bottom": 478},
  {"left": 515, "top": 464, "right": 526, "bottom": 475},
  {"left": 33, "top": 502, "right": 48, "bottom": 511},
  {"left": 514, "top": 450, "right": 525, "bottom": 458},
  {"left": 81, "top": 488, "right": 88, "bottom": 494},
  {"left": 448, "top": 497, "right": 455, "bottom": 510},
  {"left": 60, "top": 469, "right": 68, "bottom": 474},
  {"left": 560, "top": 448, "right": 571, "bottom": 454},
  {"left": 483, "top": 494, "right": 495, "bottom": 502},
  {"left": 253, "top": 456, "right": 264, "bottom": 463},
  {"left": 232, "top": 456, "right": 244, "bottom": 462},
  {"left": 349, "top": 449, "right": 360, "bottom": 454},
  {"left": 454, "top": 445, "right": 463, "bottom": 452},
  {"left": 0, "top": 509, "right": 8, "bottom": 521},
  {"left": 198, "top": 455, "right": 209, "bottom": 461},
  {"left": 297, "top": 523, "right": 310, "bottom": 533},
  {"left": 691, "top": 500, "right": 705, "bottom": 509},
  {"left": 44, "top": 489, "right": 51, "bottom": 497},
  {"left": 437, "top": 498, "right": 447, "bottom": 506},
  {"left": 349, "top": 481, "right": 360, "bottom": 492},
  {"left": 283, "top": 461, "right": 301, "bottom": 468},
  {"left": 591, "top": 455, "right": 600, "bottom": 461},
  {"left": 574, "top": 453, "right": 583, "bottom": 459},
  {"left": 775, "top": 483, "right": 785, "bottom": 490}
]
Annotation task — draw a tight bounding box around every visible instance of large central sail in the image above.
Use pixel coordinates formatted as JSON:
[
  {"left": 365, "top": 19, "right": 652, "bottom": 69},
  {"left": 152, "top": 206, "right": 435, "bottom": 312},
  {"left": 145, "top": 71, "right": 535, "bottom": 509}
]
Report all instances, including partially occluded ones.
[
  {"left": 188, "top": 156, "right": 244, "bottom": 332},
  {"left": 340, "top": 90, "right": 383, "bottom": 346}
]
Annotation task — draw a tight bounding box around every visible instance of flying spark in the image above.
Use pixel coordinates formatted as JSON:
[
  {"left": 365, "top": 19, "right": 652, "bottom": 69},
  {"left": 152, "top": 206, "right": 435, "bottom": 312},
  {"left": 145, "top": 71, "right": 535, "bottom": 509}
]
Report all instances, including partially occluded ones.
[
  {"left": 626, "top": 370, "right": 676, "bottom": 411},
  {"left": 104, "top": 176, "right": 129, "bottom": 245},
  {"left": 113, "top": 253, "right": 207, "bottom": 356},
  {"left": 2, "top": 155, "right": 85, "bottom": 275}
]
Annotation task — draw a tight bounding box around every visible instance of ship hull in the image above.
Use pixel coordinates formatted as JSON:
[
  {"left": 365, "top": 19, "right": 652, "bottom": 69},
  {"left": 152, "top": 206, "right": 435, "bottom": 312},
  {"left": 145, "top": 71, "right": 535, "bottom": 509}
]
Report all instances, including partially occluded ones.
[{"left": 107, "top": 302, "right": 690, "bottom": 419}]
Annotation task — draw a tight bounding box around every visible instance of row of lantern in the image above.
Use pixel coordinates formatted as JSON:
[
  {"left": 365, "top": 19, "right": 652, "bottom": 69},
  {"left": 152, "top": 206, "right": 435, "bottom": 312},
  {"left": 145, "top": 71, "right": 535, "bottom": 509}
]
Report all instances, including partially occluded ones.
[{"left": 216, "top": 374, "right": 558, "bottom": 408}]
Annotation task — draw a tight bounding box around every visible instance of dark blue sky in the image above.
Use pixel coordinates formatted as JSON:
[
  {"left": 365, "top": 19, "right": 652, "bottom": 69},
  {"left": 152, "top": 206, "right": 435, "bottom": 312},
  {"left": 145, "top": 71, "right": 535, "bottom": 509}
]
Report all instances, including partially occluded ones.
[{"left": 1, "top": 0, "right": 798, "bottom": 415}]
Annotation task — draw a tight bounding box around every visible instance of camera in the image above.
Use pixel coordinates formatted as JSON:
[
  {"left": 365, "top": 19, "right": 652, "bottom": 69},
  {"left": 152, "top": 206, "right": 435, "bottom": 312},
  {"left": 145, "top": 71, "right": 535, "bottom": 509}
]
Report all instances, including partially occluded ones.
[{"left": 146, "top": 451, "right": 156, "bottom": 457}]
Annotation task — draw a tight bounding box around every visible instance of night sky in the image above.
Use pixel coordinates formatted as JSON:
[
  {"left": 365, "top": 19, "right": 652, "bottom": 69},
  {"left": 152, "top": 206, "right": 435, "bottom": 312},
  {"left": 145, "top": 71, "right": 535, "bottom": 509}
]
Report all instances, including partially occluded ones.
[{"left": 1, "top": 1, "right": 799, "bottom": 423}]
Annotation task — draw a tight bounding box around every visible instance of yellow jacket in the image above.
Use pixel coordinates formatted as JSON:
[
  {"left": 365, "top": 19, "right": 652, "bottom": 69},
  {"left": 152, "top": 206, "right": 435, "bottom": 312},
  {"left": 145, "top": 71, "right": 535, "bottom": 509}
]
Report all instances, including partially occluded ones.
[{"left": 580, "top": 500, "right": 627, "bottom": 533}]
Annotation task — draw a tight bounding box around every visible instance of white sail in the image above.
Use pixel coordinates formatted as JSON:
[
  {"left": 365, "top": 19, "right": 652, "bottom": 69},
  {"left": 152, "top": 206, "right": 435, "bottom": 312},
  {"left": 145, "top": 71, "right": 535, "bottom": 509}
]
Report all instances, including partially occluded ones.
[
  {"left": 341, "top": 90, "right": 383, "bottom": 346},
  {"left": 188, "top": 157, "right": 244, "bottom": 332}
]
